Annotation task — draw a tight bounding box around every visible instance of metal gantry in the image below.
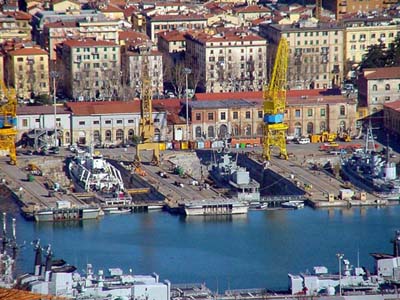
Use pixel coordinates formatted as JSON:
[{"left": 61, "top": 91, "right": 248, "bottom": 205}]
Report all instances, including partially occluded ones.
[
  {"left": 0, "top": 81, "right": 17, "bottom": 165},
  {"left": 262, "top": 38, "right": 289, "bottom": 161}
]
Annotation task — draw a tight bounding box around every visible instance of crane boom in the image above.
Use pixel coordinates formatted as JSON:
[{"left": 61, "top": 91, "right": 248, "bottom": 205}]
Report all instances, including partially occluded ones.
[{"left": 262, "top": 38, "right": 289, "bottom": 161}]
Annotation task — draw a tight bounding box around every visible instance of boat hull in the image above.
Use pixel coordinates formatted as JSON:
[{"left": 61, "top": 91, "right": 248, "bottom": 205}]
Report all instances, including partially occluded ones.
[{"left": 34, "top": 207, "right": 100, "bottom": 222}]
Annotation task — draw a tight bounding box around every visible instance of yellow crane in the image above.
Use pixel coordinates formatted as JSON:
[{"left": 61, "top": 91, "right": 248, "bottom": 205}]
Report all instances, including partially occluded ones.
[
  {"left": 134, "top": 47, "right": 160, "bottom": 166},
  {"left": 262, "top": 38, "right": 289, "bottom": 161},
  {"left": 0, "top": 81, "right": 17, "bottom": 165}
]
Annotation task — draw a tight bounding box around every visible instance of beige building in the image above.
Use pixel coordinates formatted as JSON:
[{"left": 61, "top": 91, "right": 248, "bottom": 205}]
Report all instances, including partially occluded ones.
[
  {"left": 322, "top": 0, "right": 397, "bottom": 20},
  {"left": 56, "top": 39, "right": 121, "bottom": 101},
  {"left": 145, "top": 13, "right": 207, "bottom": 43},
  {"left": 232, "top": 5, "right": 271, "bottom": 26},
  {"left": 384, "top": 100, "right": 400, "bottom": 138},
  {"left": 342, "top": 16, "right": 400, "bottom": 71},
  {"left": 194, "top": 89, "right": 358, "bottom": 137},
  {"left": 51, "top": 0, "right": 81, "bottom": 13},
  {"left": 43, "top": 17, "right": 120, "bottom": 60},
  {"left": 0, "top": 11, "right": 32, "bottom": 43},
  {"left": 185, "top": 29, "right": 267, "bottom": 93},
  {"left": 260, "top": 21, "right": 344, "bottom": 90},
  {"left": 358, "top": 67, "right": 400, "bottom": 115},
  {"left": 6, "top": 46, "right": 49, "bottom": 100}
]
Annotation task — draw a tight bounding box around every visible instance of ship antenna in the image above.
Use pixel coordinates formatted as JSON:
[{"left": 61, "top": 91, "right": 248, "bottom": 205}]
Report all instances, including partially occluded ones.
[{"left": 357, "top": 247, "right": 360, "bottom": 268}]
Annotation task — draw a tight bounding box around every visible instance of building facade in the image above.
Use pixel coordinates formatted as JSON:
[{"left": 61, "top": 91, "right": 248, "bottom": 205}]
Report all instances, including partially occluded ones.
[
  {"left": 185, "top": 29, "right": 267, "bottom": 93},
  {"left": 0, "top": 11, "right": 32, "bottom": 43},
  {"left": 260, "top": 21, "right": 344, "bottom": 90},
  {"left": 6, "top": 46, "right": 50, "bottom": 100},
  {"left": 56, "top": 39, "right": 121, "bottom": 101},
  {"left": 342, "top": 16, "right": 400, "bottom": 71},
  {"left": 358, "top": 67, "right": 400, "bottom": 115},
  {"left": 323, "top": 0, "right": 397, "bottom": 20},
  {"left": 384, "top": 100, "right": 400, "bottom": 139}
]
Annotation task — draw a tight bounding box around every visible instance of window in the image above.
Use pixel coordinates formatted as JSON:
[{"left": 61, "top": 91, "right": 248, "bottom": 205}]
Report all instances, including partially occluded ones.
[
  {"left": 340, "top": 105, "right": 345, "bottom": 116},
  {"left": 195, "top": 126, "right": 202, "bottom": 138},
  {"left": 307, "top": 122, "right": 314, "bottom": 134},
  {"left": 320, "top": 108, "right": 326, "bottom": 117},
  {"left": 385, "top": 84, "right": 391, "bottom": 91},
  {"left": 116, "top": 120, "right": 123, "bottom": 124},
  {"left": 220, "top": 112, "right": 226, "bottom": 120},
  {"left": 93, "top": 130, "right": 100, "bottom": 142},
  {"left": 245, "top": 111, "right": 251, "bottom": 119},
  {"left": 105, "top": 120, "right": 112, "bottom": 124},
  {"left": 116, "top": 129, "right": 124, "bottom": 141},
  {"left": 128, "top": 119, "right": 134, "bottom": 124},
  {"left": 195, "top": 113, "right": 201, "bottom": 121},
  {"left": 233, "top": 112, "right": 238, "bottom": 119},
  {"left": 372, "top": 84, "right": 378, "bottom": 91},
  {"left": 295, "top": 109, "right": 301, "bottom": 118},
  {"left": 79, "top": 121, "right": 85, "bottom": 125},
  {"left": 93, "top": 120, "right": 99, "bottom": 125},
  {"left": 208, "top": 113, "right": 214, "bottom": 121},
  {"left": 307, "top": 109, "right": 313, "bottom": 117},
  {"left": 17, "top": 57, "right": 23, "bottom": 62},
  {"left": 105, "top": 130, "right": 112, "bottom": 141},
  {"left": 22, "top": 119, "right": 28, "bottom": 127},
  {"left": 207, "top": 126, "right": 215, "bottom": 138},
  {"left": 258, "top": 111, "right": 263, "bottom": 118},
  {"left": 245, "top": 124, "right": 252, "bottom": 136}
]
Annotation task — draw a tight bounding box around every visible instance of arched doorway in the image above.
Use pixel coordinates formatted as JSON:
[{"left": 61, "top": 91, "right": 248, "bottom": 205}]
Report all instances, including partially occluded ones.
[
  {"left": 195, "top": 126, "right": 202, "bottom": 138},
  {"left": 93, "top": 130, "right": 100, "bottom": 144},
  {"left": 207, "top": 126, "right": 215, "bottom": 138},
  {"left": 116, "top": 129, "right": 124, "bottom": 142},
  {"left": 244, "top": 124, "right": 252, "bottom": 136},
  {"left": 218, "top": 124, "right": 228, "bottom": 139},
  {"left": 319, "top": 121, "right": 326, "bottom": 133},
  {"left": 78, "top": 131, "right": 86, "bottom": 145},
  {"left": 294, "top": 122, "right": 302, "bottom": 137},
  {"left": 256, "top": 124, "right": 263, "bottom": 136},
  {"left": 307, "top": 122, "right": 314, "bottom": 134},
  {"left": 105, "top": 130, "right": 112, "bottom": 142}
]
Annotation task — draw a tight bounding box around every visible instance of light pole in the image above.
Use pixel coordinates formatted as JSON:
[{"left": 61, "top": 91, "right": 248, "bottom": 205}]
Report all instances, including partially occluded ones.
[
  {"left": 184, "top": 68, "right": 191, "bottom": 141},
  {"left": 336, "top": 253, "right": 344, "bottom": 296},
  {"left": 50, "top": 71, "right": 59, "bottom": 147}
]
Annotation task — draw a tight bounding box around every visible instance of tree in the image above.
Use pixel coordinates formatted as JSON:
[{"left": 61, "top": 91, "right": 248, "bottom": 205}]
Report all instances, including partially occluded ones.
[
  {"left": 385, "top": 36, "right": 400, "bottom": 67},
  {"left": 360, "top": 43, "right": 386, "bottom": 69}
]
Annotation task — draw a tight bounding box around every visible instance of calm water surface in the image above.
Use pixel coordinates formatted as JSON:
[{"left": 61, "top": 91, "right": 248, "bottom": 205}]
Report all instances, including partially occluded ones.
[{"left": 9, "top": 206, "right": 400, "bottom": 291}]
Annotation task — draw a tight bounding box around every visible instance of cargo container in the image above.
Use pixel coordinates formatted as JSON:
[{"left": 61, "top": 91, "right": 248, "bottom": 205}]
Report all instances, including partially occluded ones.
[
  {"left": 181, "top": 141, "right": 189, "bottom": 150},
  {"left": 159, "top": 143, "right": 166, "bottom": 151},
  {"left": 197, "top": 141, "right": 204, "bottom": 149},
  {"left": 204, "top": 140, "right": 211, "bottom": 149}
]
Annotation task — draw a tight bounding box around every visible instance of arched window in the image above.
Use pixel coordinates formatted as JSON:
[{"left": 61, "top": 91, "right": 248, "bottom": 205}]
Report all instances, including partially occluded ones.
[
  {"left": 339, "top": 121, "right": 346, "bottom": 130},
  {"left": 218, "top": 124, "right": 228, "bottom": 139},
  {"left": 385, "top": 84, "right": 391, "bottom": 91},
  {"left": 116, "top": 129, "right": 124, "bottom": 141},
  {"left": 65, "top": 131, "right": 70, "bottom": 144},
  {"left": 372, "top": 84, "right": 378, "bottom": 91},
  {"left": 307, "top": 122, "right": 314, "bottom": 134},
  {"left": 207, "top": 126, "right": 215, "bottom": 138},
  {"left": 320, "top": 121, "right": 326, "bottom": 132},
  {"left": 93, "top": 130, "right": 100, "bottom": 143},
  {"left": 232, "top": 125, "right": 239, "bottom": 136},
  {"left": 105, "top": 130, "right": 112, "bottom": 142},
  {"left": 256, "top": 124, "right": 263, "bottom": 136},
  {"left": 245, "top": 124, "right": 252, "bottom": 136},
  {"left": 340, "top": 105, "right": 345, "bottom": 116},
  {"left": 128, "top": 129, "right": 134, "bottom": 139},
  {"left": 195, "top": 126, "right": 202, "bottom": 138}
]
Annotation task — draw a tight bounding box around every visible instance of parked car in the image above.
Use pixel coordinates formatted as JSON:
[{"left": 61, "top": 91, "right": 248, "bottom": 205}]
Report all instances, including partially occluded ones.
[{"left": 297, "top": 137, "right": 310, "bottom": 144}]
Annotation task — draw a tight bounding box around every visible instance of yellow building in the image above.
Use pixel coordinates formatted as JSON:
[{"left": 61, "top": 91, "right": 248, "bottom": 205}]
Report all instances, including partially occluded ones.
[
  {"left": 342, "top": 16, "right": 400, "bottom": 71},
  {"left": 51, "top": 0, "right": 81, "bottom": 13},
  {"left": 7, "top": 47, "right": 49, "bottom": 100},
  {"left": 0, "top": 11, "right": 32, "bottom": 43},
  {"left": 100, "top": 4, "right": 124, "bottom": 21}
]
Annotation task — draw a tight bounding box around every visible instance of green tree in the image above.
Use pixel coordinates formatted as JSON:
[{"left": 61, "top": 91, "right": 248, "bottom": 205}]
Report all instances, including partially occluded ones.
[
  {"left": 385, "top": 36, "right": 400, "bottom": 66},
  {"left": 360, "top": 43, "right": 386, "bottom": 69}
]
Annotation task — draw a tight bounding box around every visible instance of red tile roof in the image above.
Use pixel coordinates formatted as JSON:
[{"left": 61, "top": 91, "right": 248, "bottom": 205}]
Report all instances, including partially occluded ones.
[
  {"left": 8, "top": 47, "right": 48, "bottom": 56},
  {"left": 44, "top": 21, "right": 78, "bottom": 28},
  {"left": 185, "top": 29, "right": 265, "bottom": 44},
  {"left": 157, "top": 29, "right": 186, "bottom": 42},
  {"left": 363, "top": 67, "right": 400, "bottom": 80},
  {"left": 384, "top": 100, "right": 400, "bottom": 111},
  {"left": 17, "top": 105, "right": 70, "bottom": 115},
  {"left": 233, "top": 5, "right": 271, "bottom": 14},
  {"left": 101, "top": 4, "right": 124, "bottom": 13},
  {"left": 62, "top": 39, "right": 119, "bottom": 47},
  {"left": 66, "top": 101, "right": 141, "bottom": 115},
  {"left": 119, "top": 30, "right": 150, "bottom": 43},
  {"left": 4, "top": 11, "right": 31, "bottom": 20},
  {"left": 150, "top": 14, "right": 207, "bottom": 22}
]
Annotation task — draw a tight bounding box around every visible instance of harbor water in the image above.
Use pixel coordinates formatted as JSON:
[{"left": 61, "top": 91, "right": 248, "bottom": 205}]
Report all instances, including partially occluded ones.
[{"left": 8, "top": 204, "right": 400, "bottom": 292}]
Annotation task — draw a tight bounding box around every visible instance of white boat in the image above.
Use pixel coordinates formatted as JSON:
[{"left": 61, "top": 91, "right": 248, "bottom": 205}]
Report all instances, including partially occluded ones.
[
  {"left": 281, "top": 200, "right": 304, "bottom": 209},
  {"left": 104, "top": 207, "right": 131, "bottom": 215},
  {"left": 180, "top": 200, "right": 249, "bottom": 216}
]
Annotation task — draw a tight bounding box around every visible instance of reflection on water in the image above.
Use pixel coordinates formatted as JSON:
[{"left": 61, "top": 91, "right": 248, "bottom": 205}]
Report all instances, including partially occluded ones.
[
  {"left": 34, "top": 218, "right": 101, "bottom": 231},
  {"left": 181, "top": 214, "right": 248, "bottom": 223}
]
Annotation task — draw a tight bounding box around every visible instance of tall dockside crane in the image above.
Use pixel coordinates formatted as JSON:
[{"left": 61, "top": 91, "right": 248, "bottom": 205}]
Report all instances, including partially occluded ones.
[
  {"left": 134, "top": 47, "right": 160, "bottom": 166},
  {"left": 0, "top": 81, "right": 17, "bottom": 165},
  {"left": 262, "top": 38, "right": 289, "bottom": 161}
]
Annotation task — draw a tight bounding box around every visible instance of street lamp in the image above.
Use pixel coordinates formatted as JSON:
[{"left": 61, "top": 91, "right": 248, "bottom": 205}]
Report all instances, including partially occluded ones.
[
  {"left": 336, "top": 253, "right": 344, "bottom": 296},
  {"left": 184, "top": 67, "right": 191, "bottom": 141},
  {"left": 50, "top": 71, "right": 59, "bottom": 147}
]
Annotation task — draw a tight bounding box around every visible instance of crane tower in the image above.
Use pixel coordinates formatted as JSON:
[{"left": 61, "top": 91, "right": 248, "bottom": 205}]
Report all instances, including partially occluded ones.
[
  {"left": 262, "top": 38, "right": 289, "bottom": 161},
  {"left": 0, "top": 81, "right": 17, "bottom": 165},
  {"left": 134, "top": 46, "right": 160, "bottom": 166}
]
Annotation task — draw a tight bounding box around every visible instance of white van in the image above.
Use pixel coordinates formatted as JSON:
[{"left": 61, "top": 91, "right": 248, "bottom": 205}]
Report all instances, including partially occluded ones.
[{"left": 297, "top": 137, "right": 310, "bottom": 144}]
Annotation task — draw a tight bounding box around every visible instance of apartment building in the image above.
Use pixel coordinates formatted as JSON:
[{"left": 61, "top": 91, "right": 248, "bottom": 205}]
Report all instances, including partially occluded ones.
[
  {"left": 6, "top": 46, "right": 49, "bottom": 100},
  {"left": 260, "top": 21, "right": 344, "bottom": 90},
  {"left": 0, "top": 11, "right": 32, "bottom": 43},
  {"left": 122, "top": 46, "right": 164, "bottom": 98},
  {"left": 185, "top": 29, "right": 267, "bottom": 93},
  {"left": 323, "top": 0, "right": 397, "bottom": 20},
  {"left": 56, "top": 39, "right": 121, "bottom": 101},
  {"left": 157, "top": 30, "right": 186, "bottom": 65},
  {"left": 358, "top": 67, "right": 400, "bottom": 115},
  {"left": 42, "top": 17, "right": 120, "bottom": 60},
  {"left": 232, "top": 5, "right": 271, "bottom": 26},
  {"left": 146, "top": 13, "right": 207, "bottom": 43},
  {"left": 342, "top": 16, "right": 400, "bottom": 69},
  {"left": 384, "top": 100, "right": 400, "bottom": 139},
  {"left": 51, "top": 0, "right": 81, "bottom": 12}
]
